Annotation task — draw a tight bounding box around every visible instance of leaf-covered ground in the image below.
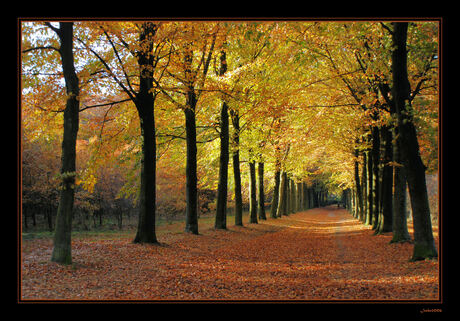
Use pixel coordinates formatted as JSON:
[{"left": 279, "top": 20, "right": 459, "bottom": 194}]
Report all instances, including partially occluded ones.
[{"left": 20, "top": 206, "right": 439, "bottom": 301}]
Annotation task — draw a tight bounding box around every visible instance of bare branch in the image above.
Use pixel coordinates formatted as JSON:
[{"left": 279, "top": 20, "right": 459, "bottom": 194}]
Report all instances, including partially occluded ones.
[
  {"left": 22, "top": 46, "right": 60, "bottom": 54},
  {"left": 380, "top": 22, "right": 394, "bottom": 35},
  {"left": 76, "top": 37, "right": 136, "bottom": 102},
  {"left": 79, "top": 98, "right": 132, "bottom": 112},
  {"left": 44, "top": 22, "right": 60, "bottom": 35},
  {"left": 102, "top": 28, "right": 136, "bottom": 94}
]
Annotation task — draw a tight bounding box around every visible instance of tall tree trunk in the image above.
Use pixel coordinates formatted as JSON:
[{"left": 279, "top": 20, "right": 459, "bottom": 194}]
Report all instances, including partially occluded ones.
[
  {"left": 249, "top": 160, "right": 258, "bottom": 223},
  {"left": 354, "top": 142, "right": 363, "bottom": 221},
  {"left": 133, "top": 104, "right": 157, "bottom": 243},
  {"left": 376, "top": 125, "right": 393, "bottom": 234},
  {"left": 291, "top": 180, "right": 296, "bottom": 213},
  {"left": 51, "top": 22, "right": 80, "bottom": 265},
  {"left": 362, "top": 147, "right": 368, "bottom": 223},
  {"left": 277, "top": 171, "right": 287, "bottom": 217},
  {"left": 391, "top": 124, "right": 411, "bottom": 243},
  {"left": 366, "top": 143, "right": 373, "bottom": 225},
  {"left": 351, "top": 186, "right": 359, "bottom": 218},
  {"left": 391, "top": 22, "right": 437, "bottom": 260},
  {"left": 286, "top": 178, "right": 291, "bottom": 214},
  {"left": 133, "top": 23, "right": 157, "bottom": 244},
  {"left": 215, "top": 50, "right": 229, "bottom": 229},
  {"left": 306, "top": 185, "right": 311, "bottom": 209},
  {"left": 183, "top": 43, "right": 199, "bottom": 235},
  {"left": 184, "top": 97, "right": 199, "bottom": 234},
  {"left": 270, "top": 152, "right": 281, "bottom": 219},
  {"left": 215, "top": 101, "right": 229, "bottom": 229},
  {"left": 297, "top": 182, "right": 303, "bottom": 212},
  {"left": 312, "top": 185, "right": 319, "bottom": 208},
  {"left": 371, "top": 126, "right": 380, "bottom": 230},
  {"left": 303, "top": 183, "right": 308, "bottom": 210},
  {"left": 230, "top": 109, "right": 243, "bottom": 226},
  {"left": 257, "top": 162, "right": 266, "bottom": 220}
]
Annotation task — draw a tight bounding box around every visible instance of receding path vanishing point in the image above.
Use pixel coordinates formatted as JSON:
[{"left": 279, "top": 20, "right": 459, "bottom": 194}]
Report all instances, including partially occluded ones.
[{"left": 21, "top": 206, "right": 439, "bottom": 300}]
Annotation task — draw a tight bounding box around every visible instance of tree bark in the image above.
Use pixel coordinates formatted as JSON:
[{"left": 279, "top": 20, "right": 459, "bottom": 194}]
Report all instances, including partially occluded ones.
[
  {"left": 354, "top": 142, "right": 363, "bottom": 220},
  {"left": 184, "top": 97, "right": 199, "bottom": 234},
  {"left": 306, "top": 185, "right": 311, "bottom": 210},
  {"left": 362, "top": 147, "right": 368, "bottom": 223},
  {"left": 371, "top": 126, "right": 380, "bottom": 230},
  {"left": 391, "top": 22, "right": 437, "bottom": 260},
  {"left": 214, "top": 50, "right": 230, "bottom": 229},
  {"left": 297, "top": 182, "right": 303, "bottom": 212},
  {"left": 249, "top": 160, "right": 258, "bottom": 223},
  {"left": 270, "top": 153, "right": 281, "bottom": 219},
  {"left": 51, "top": 22, "right": 80, "bottom": 265},
  {"left": 133, "top": 102, "right": 157, "bottom": 243},
  {"left": 277, "top": 171, "right": 287, "bottom": 217},
  {"left": 230, "top": 109, "right": 243, "bottom": 226},
  {"left": 292, "top": 180, "right": 297, "bottom": 210},
  {"left": 215, "top": 100, "right": 229, "bottom": 229},
  {"left": 286, "top": 178, "right": 291, "bottom": 214},
  {"left": 133, "top": 23, "right": 158, "bottom": 244},
  {"left": 391, "top": 124, "right": 411, "bottom": 243},
  {"left": 215, "top": 50, "right": 229, "bottom": 229},
  {"left": 375, "top": 125, "right": 393, "bottom": 234},
  {"left": 257, "top": 162, "right": 266, "bottom": 220},
  {"left": 366, "top": 142, "right": 373, "bottom": 226}
]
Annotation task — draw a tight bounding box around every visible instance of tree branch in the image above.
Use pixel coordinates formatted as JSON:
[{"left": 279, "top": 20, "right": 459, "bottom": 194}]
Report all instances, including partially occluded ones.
[
  {"left": 44, "top": 22, "right": 60, "bottom": 35},
  {"left": 77, "top": 37, "right": 136, "bottom": 102},
  {"left": 102, "top": 29, "right": 136, "bottom": 95},
  {"left": 380, "top": 22, "right": 394, "bottom": 35},
  {"left": 79, "top": 98, "right": 132, "bottom": 112},
  {"left": 22, "top": 46, "right": 60, "bottom": 54}
]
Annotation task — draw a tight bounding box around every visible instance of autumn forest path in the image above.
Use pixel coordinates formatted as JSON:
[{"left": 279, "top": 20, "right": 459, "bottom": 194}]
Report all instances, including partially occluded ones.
[{"left": 21, "top": 206, "right": 439, "bottom": 301}]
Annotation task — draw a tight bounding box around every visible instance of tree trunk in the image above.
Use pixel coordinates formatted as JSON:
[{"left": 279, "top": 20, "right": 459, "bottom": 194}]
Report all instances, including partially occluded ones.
[
  {"left": 351, "top": 187, "right": 359, "bottom": 218},
  {"left": 391, "top": 124, "right": 411, "bottom": 243},
  {"left": 366, "top": 144, "right": 373, "bottom": 226},
  {"left": 133, "top": 97, "right": 157, "bottom": 243},
  {"left": 362, "top": 147, "right": 368, "bottom": 223},
  {"left": 292, "top": 180, "right": 297, "bottom": 211},
  {"left": 51, "top": 22, "right": 80, "bottom": 265},
  {"left": 133, "top": 23, "right": 158, "bottom": 244},
  {"left": 215, "top": 50, "right": 229, "bottom": 229},
  {"left": 230, "top": 109, "right": 243, "bottom": 226},
  {"left": 286, "top": 178, "right": 291, "bottom": 214},
  {"left": 391, "top": 22, "right": 437, "bottom": 260},
  {"left": 277, "top": 171, "right": 287, "bottom": 217},
  {"left": 354, "top": 143, "right": 363, "bottom": 221},
  {"left": 270, "top": 155, "right": 281, "bottom": 219},
  {"left": 312, "top": 186, "right": 318, "bottom": 208},
  {"left": 297, "top": 182, "right": 303, "bottom": 212},
  {"left": 257, "top": 162, "right": 266, "bottom": 220},
  {"left": 249, "top": 161, "right": 258, "bottom": 223},
  {"left": 376, "top": 125, "right": 393, "bottom": 234},
  {"left": 371, "top": 126, "right": 380, "bottom": 230},
  {"left": 184, "top": 91, "right": 199, "bottom": 234},
  {"left": 303, "top": 187, "right": 308, "bottom": 210},
  {"left": 215, "top": 100, "right": 229, "bottom": 229}
]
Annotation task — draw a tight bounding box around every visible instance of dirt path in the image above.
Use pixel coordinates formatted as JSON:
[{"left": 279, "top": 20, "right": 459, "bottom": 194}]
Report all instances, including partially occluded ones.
[{"left": 21, "top": 206, "right": 439, "bottom": 301}]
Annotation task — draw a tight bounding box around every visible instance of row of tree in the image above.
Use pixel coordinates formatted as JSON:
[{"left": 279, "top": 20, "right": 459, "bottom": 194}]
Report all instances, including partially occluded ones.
[
  {"left": 340, "top": 23, "right": 438, "bottom": 260},
  {"left": 21, "top": 20, "right": 438, "bottom": 264}
]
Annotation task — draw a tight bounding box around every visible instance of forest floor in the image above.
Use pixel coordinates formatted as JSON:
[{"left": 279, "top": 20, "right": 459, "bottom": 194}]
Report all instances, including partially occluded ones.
[{"left": 20, "top": 206, "right": 439, "bottom": 301}]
